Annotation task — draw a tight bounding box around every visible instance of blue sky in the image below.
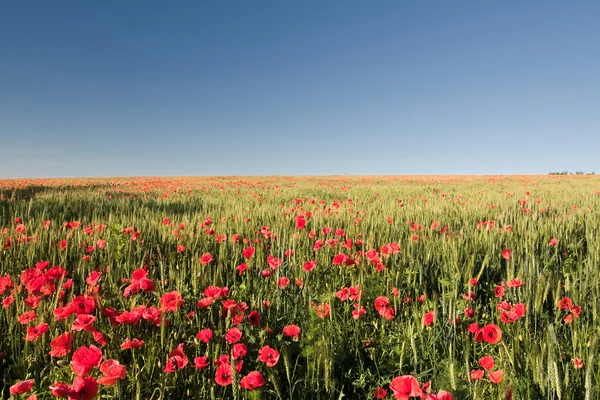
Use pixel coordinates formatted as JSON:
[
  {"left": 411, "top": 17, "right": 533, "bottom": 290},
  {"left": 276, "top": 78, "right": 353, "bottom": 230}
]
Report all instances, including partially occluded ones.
[{"left": 1, "top": 1, "right": 599, "bottom": 177}]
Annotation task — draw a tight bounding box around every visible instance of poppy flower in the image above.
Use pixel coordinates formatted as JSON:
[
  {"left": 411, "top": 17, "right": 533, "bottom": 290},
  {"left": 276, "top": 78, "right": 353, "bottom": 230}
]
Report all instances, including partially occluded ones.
[
  {"left": 352, "top": 304, "right": 366, "bottom": 320},
  {"left": 25, "top": 323, "right": 49, "bottom": 341},
  {"left": 258, "top": 345, "right": 280, "bottom": 367},
  {"left": 225, "top": 328, "right": 242, "bottom": 344},
  {"left": 295, "top": 215, "right": 306, "bottom": 230},
  {"left": 332, "top": 253, "right": 347, "bottom": 265},
  {"left": 315, "top": 303, "right": 331, "bottom": 319},
  {"left": 72, "top": 314, "right": 97, "bottom": 332},
  {"left": 478, "top": 356, "right": 495, "bottom": 371},
  {"left": 374, "top": 387, "right": 388, "bottom": 399},
  {"left": 470, "top": 369, "right": 484, "bottom": 381},
  {"left": 49, "top": 382, "right": 73, "bottom": 398},
  {"left": 374, "top": 296, "right": 390, "bottom": 311},
  {"left": 231, "top": 343, "right": 247, "bottom": 359},
  {"left": 214, "top": 363, "right": 233, "bottom": 386},
  {"left": 49, "top": 332, "right": 74, "bottom": 357},
  {"left": 423, "top": 312, "right": 435, "bottom": 327},
  {"left": 435, "top": 391, "right": 454, "bottom": 400},
  {"left": 502, "top": 248, "right": 512, "bottom": 260},
  {"left": 196, "top": 328, "right": 213, "bottom": 344},
  {"left": 248, "top": 311, "right": 261, "bottom": 326},
  {"left": 557, "top": 297, "right": 572, "bottom": 309},
  {"left": 240, "top": 371, "right": 265, "bottom": 390},
  {"left": 120, "top": 338, "right": 144, "bottom": 349},
  {"left": 10, "top": 379, "right": 34, "bottom": 395},
  {"left": 389, "top": 375, "right": 422, "bottom": 400},
  {"left": 267, "top": 256, "right": 282, "bottom": 270},
  {"left": 500, "top": 311, "right": 519, "bottom": 323},
  {"left": 71, "top": 296, "right": 96, "bottom": 315},
  {"left": 242, "top": 247, "right": 255, "bottom": 259},
  {"left": 200, "top": 253, "right": 213, "bottom": 265},
  {"left": 572, "top": 358, "right": 584, "bottom": 369},
  {"left": 163, "top": 343, "right": 188, "bottom": 373},
  {"left": 488, "top": 370, "right": 503, "bottom": 384},
  {"left": 513, "top": 303, "right": 526, "bottom": 317},
  {"left": 97, "top": 359, "right": 127, "bottom": 385},
  {"left": 193, "top": 356, "right": 210, "bottom": 369},
  {"left": 549, "top": 238, "right": 558, "bottom": 246},
  {"left": 71, "top": 345, "right": 103, "bottom": 377},
  {"left": 506, "top": 278, "right": 523, "bottom": 288},
  {"left": 71, "top": 376, "right": 99, "bottom": 400},
  {"left": 282, "top": 324, "right": 301, "bottom": 340},
  {"left": 494, "top": 286, "right": 505, "bottom": 298},
  {"left": 160, "top": 291, "right": 184, "bottom": 312},
  {"left": 18, "top": 310, "right": 37, "bottom": 325},
  {"left": 303, "top": 260, "right": 316, "bottom": 271},
  {"left": 278, "top": 277, "right": 290, "bottom": 289},
  {"left": 482, "top": 324, "right": 502, "bottom": 344}
]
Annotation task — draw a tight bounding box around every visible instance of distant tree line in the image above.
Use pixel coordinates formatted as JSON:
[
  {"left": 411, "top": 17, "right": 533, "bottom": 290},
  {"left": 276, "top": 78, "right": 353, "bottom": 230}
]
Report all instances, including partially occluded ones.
[{"left": 548, "top": 171, "right": 596, "bottom": 175}]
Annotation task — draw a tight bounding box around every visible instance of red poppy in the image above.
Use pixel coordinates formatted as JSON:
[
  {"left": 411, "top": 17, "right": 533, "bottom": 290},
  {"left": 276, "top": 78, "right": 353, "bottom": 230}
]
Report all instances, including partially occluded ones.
[
  {"left": 502, "top": 248, "right": 512, "bottom": 260},
  {"left": 506, "top": 278, "right": 523, "bottom": 288},
  {"left": 25, "top": 323, "right": 49, "bottom": 341},
  {"left": 316, "top": 303, "right": 331, "bottom": 319},
  {"left": 72, "top": 314, "right": 96, "bottom": 332},
  {"left": 248, "top": 311, "right": 261, "bottom": 326},
  {"left": 10, "top": 379, "right": 34, "bottom": 395},
  {"left": 282, "top": 324, "right": 301, "bottom": 340},
  {"left": 557, "top": 297, "right": 572, "bottom": 309},
  {"left": 240, "top": 371, "right": 265, "bottom": 390},
  {"left": 267, "top": 255, "right": 282, "bottom": 270},
  {"left": 278, "top": 277, "right": 290, "bottom": 289},
  {"left": 478, "top": 356, "right": 494, "bottom": 371},
  {"left": 500, "top": 311, "right": 519, "bottom": 323},
  {"left": 513, "top": 303, "right": 526, "bottom": 317},
  {"left": 200, "top": 252, "right": 213, "bottom": 265},
  {"left": 231, "top": 343, "right": 247, "bottom": 359},
  {"left": 295, "top": 215, "right": 306, "bottom": 230},
  {"left": 303, "top": 260, "right": 316, "bottom": 271},
  {"left": 97, "top": 359, "right": 127, "bottom": 385},
  {"left": 120, "top": 338, "right": 144, "bottom": 349},
  {"left": 71, "top": 296, "right": 96, "bottom": 315},
  {"left": 549, "top": 238, "right": 558, "bottom": 246},
  {"left": 71, "top": 345, "right": 103, "bottom": 377},
  {"left": 225, "top": 328, "right": 242, "bottom": 344},
  {"left": 435, "top": 390, "right": 454, "bottom": 400},
  {"left": 193, "top": 356, "right": 210, "bottom": 369},
  {"left": 258, "top": 345, "right": 280, "bottom": 367},
  {"left": 160, "top": 291, "right": 184, "bottom": 312},
  {"left": 71, "top": 376, "right": 99, "bottom": 400},
  {"left": 467, "top": 369, "right": 483, "bottom": 382},
  {"left": 374, "top": 387, "right": 388, "bottom": 399},
  {"left": 332, "top": 253, "right": 347, "bottom": 265},
  {"left": 163, "top": 343, "right": 188, "bottom": 373},
  {"left": 488, "top": 370, "right": 503, "bottom": 384},
  {"left": 214, "top": 363, "right": 233, "bottom": 386},
  {"left": 49, "top": 332, "right": 74, "bottom": 357},
  {"left": 389, "top": 375, "right": 422, "bottom": 400},
  {"left": 374, "top": 296, "right": 390, "bottom": 311},
  {"left": 494, "top": 285, "right": 505, "bottom": 298},
  {"left": 196, "top": 328, "right": 213, "bottom": 344},
  {"left": 482, "top": 324, "right": 502, "bottom": 344},
  {"left": 423, "top": 312, "right": 435, "bottom": 327},
  {"left": 572, "top": 358, "right": 584, "bottom": 369},
  {"left": 242, "top": 247, "right": 255, "bottom": 259},
  {"left": 18, "top": 310, "right": 37, "bottom": 325}
]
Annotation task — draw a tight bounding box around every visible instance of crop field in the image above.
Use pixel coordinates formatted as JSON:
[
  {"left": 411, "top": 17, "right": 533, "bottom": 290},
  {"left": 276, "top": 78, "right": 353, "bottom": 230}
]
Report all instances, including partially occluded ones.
[{"left": 0, "top": 175, "right": 599, "bottom": 400}]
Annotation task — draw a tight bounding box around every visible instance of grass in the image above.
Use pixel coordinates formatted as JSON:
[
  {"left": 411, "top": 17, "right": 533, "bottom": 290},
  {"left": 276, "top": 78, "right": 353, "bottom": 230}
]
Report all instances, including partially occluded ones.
[{"left": 0, "top": 175, "right": 598, "bottom": 399}]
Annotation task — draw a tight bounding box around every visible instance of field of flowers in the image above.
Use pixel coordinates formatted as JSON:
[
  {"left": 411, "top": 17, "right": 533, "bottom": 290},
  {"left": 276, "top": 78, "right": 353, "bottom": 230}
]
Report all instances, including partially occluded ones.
[{"left": 0, "top": 175, "right": 599, "bottom": 399}]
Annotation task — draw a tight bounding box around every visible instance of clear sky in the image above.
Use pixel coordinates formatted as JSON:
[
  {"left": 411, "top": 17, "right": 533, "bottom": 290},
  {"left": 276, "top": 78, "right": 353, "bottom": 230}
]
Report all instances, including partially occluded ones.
[{"left": 1, "top": 1, "right": 599, "bottom": 178}]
